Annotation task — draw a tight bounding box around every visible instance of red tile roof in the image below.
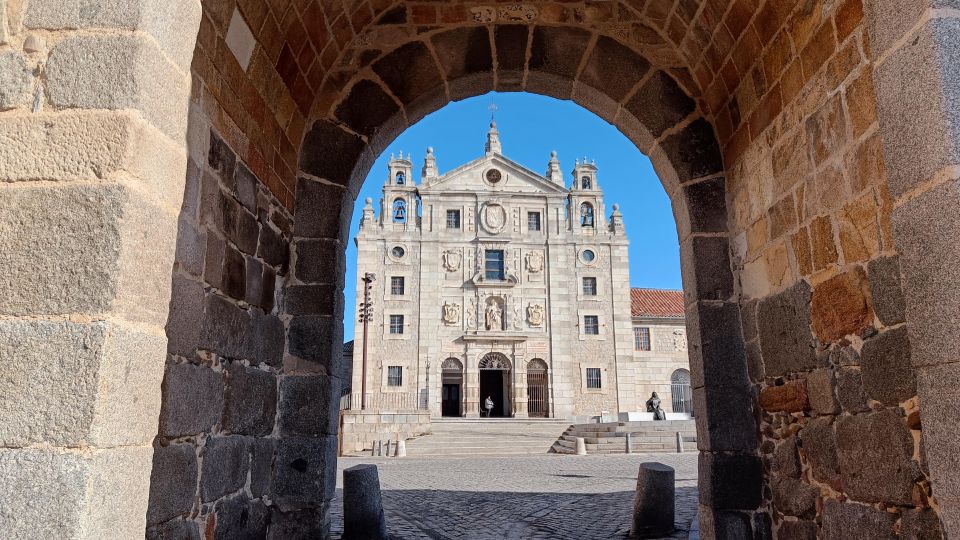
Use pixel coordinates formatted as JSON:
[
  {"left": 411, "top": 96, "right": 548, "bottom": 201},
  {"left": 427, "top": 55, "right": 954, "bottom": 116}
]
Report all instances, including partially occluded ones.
[{"left": 631, "top": 288, "right": 685, "bottom": 318}]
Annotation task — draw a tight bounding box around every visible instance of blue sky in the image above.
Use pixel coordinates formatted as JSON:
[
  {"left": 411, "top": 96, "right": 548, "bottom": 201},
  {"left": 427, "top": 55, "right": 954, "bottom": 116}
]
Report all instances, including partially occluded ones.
[{"left": 343, "top": 92, "right": 680, "bottom": 341}]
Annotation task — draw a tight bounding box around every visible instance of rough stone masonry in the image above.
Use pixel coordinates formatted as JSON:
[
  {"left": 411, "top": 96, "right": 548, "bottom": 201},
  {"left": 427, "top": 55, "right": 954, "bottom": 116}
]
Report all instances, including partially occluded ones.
[{"left": 0, "top": 1, "right": 959, "bottom": 539}]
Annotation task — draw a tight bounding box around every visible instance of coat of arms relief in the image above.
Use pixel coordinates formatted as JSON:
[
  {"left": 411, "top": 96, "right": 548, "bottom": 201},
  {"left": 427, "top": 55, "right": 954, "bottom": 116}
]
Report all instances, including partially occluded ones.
[
  {"left": 525, "top": 251, "right": 544, "bottom": 273},
  {"left": 526, "top": 303, "right": 545, "bottom": 326},
  {"left": 442, "top": 302, "right": 461, "bottom": 325},
  {"left": 441, "top": 249, "right": 462, "bottom": 272}
]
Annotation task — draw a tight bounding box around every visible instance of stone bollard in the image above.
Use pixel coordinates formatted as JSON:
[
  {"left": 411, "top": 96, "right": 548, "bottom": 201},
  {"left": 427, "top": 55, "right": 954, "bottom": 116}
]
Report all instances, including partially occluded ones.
[
  {"left": 575, "top": 437, "right": 587, "bottom": 455},
  {"left": 343, "top": 464, "right": 388, "bottom": 540},
  {"left": 626, "top": 432, "right": 633, "bottom": 454},
  {"left": 395, "top": 438, "right": 406, "bottom": 457},
  {"left": 676, "top": 432, "right": 683, "bottom": 453},
  {"left": 630, "top": 462, "right": 675, "bottom": 538}
]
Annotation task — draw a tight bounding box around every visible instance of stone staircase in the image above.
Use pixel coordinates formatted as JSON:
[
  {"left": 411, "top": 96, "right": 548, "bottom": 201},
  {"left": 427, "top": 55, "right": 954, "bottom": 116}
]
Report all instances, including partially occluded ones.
[
  {"left": 404, "top": 418, "right": 571, "bottom": 457},
  {"left": 551, "top": 420, "right": 697, "bottom": 454}
]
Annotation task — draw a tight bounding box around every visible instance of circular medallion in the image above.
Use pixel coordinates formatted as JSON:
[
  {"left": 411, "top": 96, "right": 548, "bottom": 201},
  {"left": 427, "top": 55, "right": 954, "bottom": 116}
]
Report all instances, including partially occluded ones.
[
  {"left": 485, "top": 169, "right": 502, "bottom": 184},
  {"left": 391, "top": 246, "right": 406, "bottom": 259}
]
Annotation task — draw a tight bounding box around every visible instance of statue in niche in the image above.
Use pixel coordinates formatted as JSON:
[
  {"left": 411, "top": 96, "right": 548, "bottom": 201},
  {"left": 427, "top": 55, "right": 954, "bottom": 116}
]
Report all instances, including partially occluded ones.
[
  {"left": 442, "top": 302, "right": 460, "bottom": 325},
  {"left": 485, "top": 300, "right": 503, "bottom": 331},
  {"left": 442, "top": 249, "right": 462, "bottom": 272},
  {"left": 527, "top": 304, "right": 545, "bottom": 327},
  {"left": 646, "top": 392, "right": 667, "bottom": 421},
  {"left": 525, "top": 251, "right": 544, "bottom": 273},
  {"left": 466, "top": 299, "right": 477, "bottom": 329},
  {"left": 673, "top": 329, "right": 687, "bottom": 352}
]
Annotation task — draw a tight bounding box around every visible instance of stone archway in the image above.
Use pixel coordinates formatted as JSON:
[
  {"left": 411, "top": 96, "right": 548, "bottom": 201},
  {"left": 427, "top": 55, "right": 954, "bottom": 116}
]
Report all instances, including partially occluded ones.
[
  {"left": 478, "top": 353, "right": 513, "bottom": 417},
  {"left": 526, "top": 358, "right": 550, "bottom": 418},
  {"left": 2, "top": 1, "right": 959, "bottom": 538}
]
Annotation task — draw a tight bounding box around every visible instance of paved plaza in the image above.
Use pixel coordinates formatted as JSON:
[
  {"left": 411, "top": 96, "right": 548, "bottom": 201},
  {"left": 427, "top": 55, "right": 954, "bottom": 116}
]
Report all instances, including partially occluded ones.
[{"left": 331, "top": 453, "right": 698, "bottom": 539}]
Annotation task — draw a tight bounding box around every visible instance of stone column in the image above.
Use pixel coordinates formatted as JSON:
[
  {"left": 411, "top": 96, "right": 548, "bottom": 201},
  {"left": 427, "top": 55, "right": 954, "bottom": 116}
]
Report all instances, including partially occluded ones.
[
  {"left": 0, "top": 1, "right": 202, "bottom": 538},
  {"left": 871, "top": 3, "right": 960, "bottom": 533}
]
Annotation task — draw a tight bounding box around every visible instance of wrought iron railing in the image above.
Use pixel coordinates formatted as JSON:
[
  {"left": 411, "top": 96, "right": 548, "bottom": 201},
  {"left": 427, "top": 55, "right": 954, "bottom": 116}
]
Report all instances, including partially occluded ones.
[{"left": 339, "top": 392, "right": 427, "bottom": 411}]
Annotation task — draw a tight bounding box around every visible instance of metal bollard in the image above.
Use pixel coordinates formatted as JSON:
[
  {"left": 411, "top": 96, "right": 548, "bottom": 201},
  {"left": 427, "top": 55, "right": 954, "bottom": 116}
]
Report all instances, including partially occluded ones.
[
  {"left": 374, "top": 440, "right": 382, "bottom": 457},
  {"left": 630, "top": 462, "right": 675, "bottom": 538},
  {"left": 626, "top": 432, "right": 633, "bottom": 454},
  {"left": 676, "top": 432, "right": 683, "bottom": 453},
  {"left": 384, "top": 439, "right": 392, "bottom": 457}
]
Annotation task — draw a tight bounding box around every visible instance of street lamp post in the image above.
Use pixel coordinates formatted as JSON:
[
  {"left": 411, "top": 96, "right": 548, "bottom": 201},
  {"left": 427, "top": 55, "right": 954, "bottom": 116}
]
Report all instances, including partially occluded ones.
[{"left": 358, "top": 272, "right": 376, "bottom": 410}]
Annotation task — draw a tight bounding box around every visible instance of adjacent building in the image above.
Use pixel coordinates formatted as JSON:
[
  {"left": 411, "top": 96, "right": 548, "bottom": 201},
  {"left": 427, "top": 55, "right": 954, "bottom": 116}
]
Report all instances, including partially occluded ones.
[{"left": 350, "top": 121, "right": 689, "bottom": 419}]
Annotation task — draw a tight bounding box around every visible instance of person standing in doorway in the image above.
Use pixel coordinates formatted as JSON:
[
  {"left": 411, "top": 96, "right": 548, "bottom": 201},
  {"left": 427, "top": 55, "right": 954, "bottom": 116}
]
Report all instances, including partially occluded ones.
[{"left": 484, "top": 395, "right": 494, "bottom": 417}]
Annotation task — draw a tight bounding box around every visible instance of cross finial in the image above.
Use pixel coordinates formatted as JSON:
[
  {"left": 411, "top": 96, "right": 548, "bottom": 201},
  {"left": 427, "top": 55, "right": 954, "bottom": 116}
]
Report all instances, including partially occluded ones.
[{"left": 488, "top": 102, "right": 498, "bottom": 122}]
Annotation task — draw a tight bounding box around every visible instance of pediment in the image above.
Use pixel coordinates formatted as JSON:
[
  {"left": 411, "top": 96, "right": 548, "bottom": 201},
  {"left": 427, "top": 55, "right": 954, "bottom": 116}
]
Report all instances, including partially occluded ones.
[{"left": 420, "top": 154, "right": 568, "bottom": 195}]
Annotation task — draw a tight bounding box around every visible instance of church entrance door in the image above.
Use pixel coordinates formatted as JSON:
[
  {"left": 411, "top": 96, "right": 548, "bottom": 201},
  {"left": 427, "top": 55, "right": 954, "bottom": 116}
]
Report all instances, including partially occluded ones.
[
  {"left": 442, "top": 384, "right": 460, "bottom": 417},
  {"left": 478, "top": 353, "right": 512, "bottom": 417},
  {"left": 441, "top": 358, "right": 464, "bottom": 417}
]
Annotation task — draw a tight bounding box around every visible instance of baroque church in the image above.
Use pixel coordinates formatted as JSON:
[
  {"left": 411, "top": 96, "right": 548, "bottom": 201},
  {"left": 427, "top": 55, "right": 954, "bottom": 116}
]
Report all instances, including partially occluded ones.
[{"left": 352, "top": 121, "right": 668, "bottom": 419}]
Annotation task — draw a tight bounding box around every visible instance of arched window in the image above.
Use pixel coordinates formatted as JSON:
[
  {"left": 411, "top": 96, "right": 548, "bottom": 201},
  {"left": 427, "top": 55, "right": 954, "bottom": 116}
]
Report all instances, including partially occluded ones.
[
  {"left": 670, "top": 369, "right": 693, "bottom": 415},
  {"left": 581, "top": 175, "right": 591, "bottom": 189},
  {"left": 392, "top": 198, "right": 407, "bottom": 223},
  {"left": 580, "top": 202, "right": 594, "bottom": 227},
  {"left": 395, "top": 171, "right": 405, "bottom": 185}
]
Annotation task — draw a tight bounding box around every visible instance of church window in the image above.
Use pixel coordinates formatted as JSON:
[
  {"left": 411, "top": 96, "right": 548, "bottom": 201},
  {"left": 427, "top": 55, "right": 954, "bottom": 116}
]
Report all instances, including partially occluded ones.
[
  {"left": 390, "top": 276, "right": 405, "bottom": 295},
  {"left": 582, "top": 249, "right": 596, "bottom": 262},
  {"left": 391, "top": 246, "right": 405, "bottom": 258},
  {"left": 392, "top": 199, "right": 407, "bottom": 223},
  {"left": 446, "top": 209, "right": 461, "bottom": 229},
  {"left": 527, "top": 211, "right": 541, "bottom": 231},
  {"left": 485, "top": 250, "right": 505, "bottom": 280},
  {"left": 584, "top": 315, "right": 599, "bottom": 335},
  {"left": 582, "top": 277, "right": 597, "bottom": 296},
  {"left": 395, "top": 171, "right": 405, "bottom": 185},
  {"left": 486, "top": 169, "right": 502, "bottom": 184},
  {"left": 580, "top": 203, "right": 594, "bottom": 227},
  {"left": 586, "top": 368, "right": 601, "bottom": 389},
  {"left": 634, "top": 327, "right": 651, "bottom": 351},
  {"left": 387, "top": 366, "right": 403, "bottom": 386},
  {"left": 581, "top": 176, "right": 592, "bottom": 189},
  {"left": 389, "top": 315, "right": 404, "bottom": 334}
]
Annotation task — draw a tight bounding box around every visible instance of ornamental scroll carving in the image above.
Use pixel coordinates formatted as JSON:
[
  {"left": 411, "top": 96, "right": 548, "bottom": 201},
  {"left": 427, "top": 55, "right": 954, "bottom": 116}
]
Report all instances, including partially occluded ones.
[
  {"left": 442, "top": 249, "right": 462, "bottom": 272},
  {"left": 527, "top": 303, "right": 545, "bottom": 327},
  {"left": 442, "top": 302, "right": 461, "bottom": 325}
]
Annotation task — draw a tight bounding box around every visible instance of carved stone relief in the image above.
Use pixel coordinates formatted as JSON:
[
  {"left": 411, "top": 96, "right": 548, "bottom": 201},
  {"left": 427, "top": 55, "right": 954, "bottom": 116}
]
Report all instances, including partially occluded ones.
[
  {"left": 484, "top": 297, "right": 504, "bottom": 330},
  {"left": 466, "top": 299, "right": 477, "bottom": 329},
  {"left": 673, "top": 329, "right": 687, "bottom": 352},
  {"left": 480, "top": 201, "right": 507, "bottom": 234},
  {"left": 525, "top": 250, "right": 544, "bottom": 273},
  {"left": 441, "top": 249, "right": 462, "bottom": 272},
  {"left": 527, "top": 303, "right": 545, "bottom": 326},
  {"left": 442, "top": 302, "right": 461, "bottom": 325}
]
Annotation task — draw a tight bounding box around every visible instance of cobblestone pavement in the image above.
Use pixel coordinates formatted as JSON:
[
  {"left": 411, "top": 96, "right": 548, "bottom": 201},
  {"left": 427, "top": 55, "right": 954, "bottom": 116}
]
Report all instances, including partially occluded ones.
[{"left": 331, "top": 453, "right": 698, "bottom": 539}]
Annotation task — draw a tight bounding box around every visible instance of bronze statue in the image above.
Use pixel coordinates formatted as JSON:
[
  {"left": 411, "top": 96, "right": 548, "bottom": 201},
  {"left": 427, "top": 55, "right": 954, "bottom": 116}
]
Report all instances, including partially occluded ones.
[{"left": 646, "top": 392, "right": 666, "bottom": 421}]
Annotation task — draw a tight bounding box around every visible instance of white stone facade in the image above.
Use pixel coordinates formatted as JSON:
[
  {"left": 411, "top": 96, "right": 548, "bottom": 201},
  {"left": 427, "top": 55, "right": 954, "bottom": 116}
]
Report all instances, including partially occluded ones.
[{"left": 352, "top": 123, "right": 650, "bottom": 419}]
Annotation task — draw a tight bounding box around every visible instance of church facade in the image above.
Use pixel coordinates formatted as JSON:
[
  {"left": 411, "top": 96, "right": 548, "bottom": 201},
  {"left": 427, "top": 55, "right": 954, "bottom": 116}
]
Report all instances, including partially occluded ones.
[{"left": 351, "top": 122, "right": 659, "bottom": 419}]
